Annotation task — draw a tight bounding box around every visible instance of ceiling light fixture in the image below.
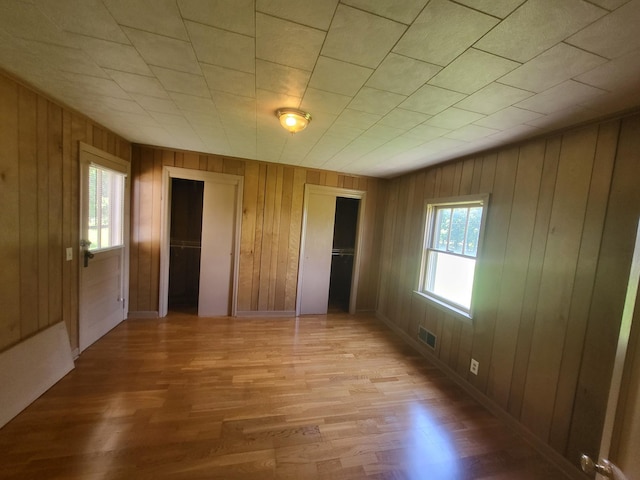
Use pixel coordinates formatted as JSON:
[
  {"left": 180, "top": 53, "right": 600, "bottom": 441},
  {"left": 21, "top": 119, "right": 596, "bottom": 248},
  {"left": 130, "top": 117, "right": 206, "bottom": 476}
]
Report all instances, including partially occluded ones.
[{"left": 276, "top": 108, "right": 312, "bottom": 134}]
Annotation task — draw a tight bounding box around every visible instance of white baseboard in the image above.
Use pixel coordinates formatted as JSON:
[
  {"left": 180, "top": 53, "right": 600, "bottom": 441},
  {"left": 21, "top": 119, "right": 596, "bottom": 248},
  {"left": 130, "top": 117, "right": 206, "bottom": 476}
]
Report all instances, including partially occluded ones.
[
  {"left": 0, "top": 322, "right": 74, "bottom": 429},
  {"left": 235, "top": 310, "right": 296, "bottom": 318},
  {"left": 374, "top": 311, "right": 583, "bottom": 480}
]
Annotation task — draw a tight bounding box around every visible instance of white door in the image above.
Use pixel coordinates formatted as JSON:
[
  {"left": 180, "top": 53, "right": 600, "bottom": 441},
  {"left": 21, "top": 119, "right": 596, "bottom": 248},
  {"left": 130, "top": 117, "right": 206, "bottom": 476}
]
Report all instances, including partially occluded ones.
[
  {"left": 581, "top": 219, "right": 640, "bottom": 480},
  {"left": 298, "top": 190, "right": 337, "bottom": 315},
  {"left": 159, "top": 167, "right": 242, "bottom": 318},
  {"left": 79, "top": 143, "right": 129, "bottom": 352},
  {"left": 199, "top": 181, "right": 237, "bottom": 316}
]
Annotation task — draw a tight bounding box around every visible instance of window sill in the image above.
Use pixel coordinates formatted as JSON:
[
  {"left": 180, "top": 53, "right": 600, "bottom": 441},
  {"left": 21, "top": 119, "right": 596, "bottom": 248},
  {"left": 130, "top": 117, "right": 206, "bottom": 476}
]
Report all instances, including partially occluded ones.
[{"left": 412, "top": 291, "right": 473, "bottom": 324}]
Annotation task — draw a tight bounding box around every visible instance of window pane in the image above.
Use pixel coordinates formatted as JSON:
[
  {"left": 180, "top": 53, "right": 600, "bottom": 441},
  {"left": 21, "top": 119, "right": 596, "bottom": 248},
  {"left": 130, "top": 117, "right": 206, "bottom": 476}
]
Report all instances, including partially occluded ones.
[
  {"left": 447, "top": 207, "right": 468, "bottom": 254},
  {"left": 425, "top": 251, "right": 476, "bottom": 309},
  {"left": 433, "top": 208, "right": 451, "bottom": 251},
  {"left": 87, "top": 165, "right": 125, "bottom": 251},
  {"left": 465, "top": 207, "right": 482, "bottom": 257}
]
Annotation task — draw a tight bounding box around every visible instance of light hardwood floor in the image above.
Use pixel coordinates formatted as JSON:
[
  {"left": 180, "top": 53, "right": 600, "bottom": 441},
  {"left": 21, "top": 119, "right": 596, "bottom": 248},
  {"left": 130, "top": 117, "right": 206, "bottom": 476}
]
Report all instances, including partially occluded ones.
[{"left": 0, "top": 313, "right": 571, "bottom": 479}]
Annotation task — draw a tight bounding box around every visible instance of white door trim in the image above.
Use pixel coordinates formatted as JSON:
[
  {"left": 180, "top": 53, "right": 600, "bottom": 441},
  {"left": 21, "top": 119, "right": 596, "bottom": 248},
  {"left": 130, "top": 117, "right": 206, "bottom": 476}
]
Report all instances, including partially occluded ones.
[
  {"left": 296, "top": 184, "right": 366, "bottom": 316},
  {"left": 159, "top": 166, "right": 243, "bottom": 318}
]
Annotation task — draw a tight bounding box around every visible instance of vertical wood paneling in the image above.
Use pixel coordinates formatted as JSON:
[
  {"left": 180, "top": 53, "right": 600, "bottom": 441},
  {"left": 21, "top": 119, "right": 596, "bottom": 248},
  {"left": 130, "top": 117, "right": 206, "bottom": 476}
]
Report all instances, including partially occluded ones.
[
  {"left": 488, "top": 140, "right": 545, "bottom": 408},
  {"left": 0, "top": 75, "right": 20, "bottom": 350},
  {"left": 18, "top": 87, "right": 39, "bottom": 338},
  {"left": 377, "top": 112, "right": 640, "bottom": 467},
  {"left": 520, "top": 126, "right": 599, "bottom": 441},
  {"left": 128, "top": 147, "right": 383, "bottom": 315},
  {"left": 0, "top": 72, "right": 130, "bottom": 354},
  {"left": 567, "top": 115, "right": 640, "bottom": 462}
]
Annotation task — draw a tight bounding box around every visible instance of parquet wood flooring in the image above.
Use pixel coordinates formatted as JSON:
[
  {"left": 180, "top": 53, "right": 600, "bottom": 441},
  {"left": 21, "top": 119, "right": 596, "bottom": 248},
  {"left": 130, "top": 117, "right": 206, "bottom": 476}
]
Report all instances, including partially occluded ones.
[{"left": 0, "top": 313, "right": 570, "bottom": 479}]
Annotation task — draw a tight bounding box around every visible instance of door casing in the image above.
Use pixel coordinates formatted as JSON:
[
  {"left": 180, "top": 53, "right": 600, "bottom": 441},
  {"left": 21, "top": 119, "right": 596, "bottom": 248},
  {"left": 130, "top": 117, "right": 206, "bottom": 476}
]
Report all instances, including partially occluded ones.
[{"left": 159, "top": 166, "right": 243, "bottom": 317}]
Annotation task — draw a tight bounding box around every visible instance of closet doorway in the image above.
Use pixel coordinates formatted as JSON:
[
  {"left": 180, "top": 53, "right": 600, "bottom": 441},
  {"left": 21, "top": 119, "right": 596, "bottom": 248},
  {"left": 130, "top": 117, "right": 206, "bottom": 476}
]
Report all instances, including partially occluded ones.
[
  {"left": 159, "top": 167, "right": 243, "bottom": 318},
  {"left": 168, "top": 178, "right": 203, "bottom": 313},
  {"left": 296, "top": 185, "right": 366, "bottom": 315}
]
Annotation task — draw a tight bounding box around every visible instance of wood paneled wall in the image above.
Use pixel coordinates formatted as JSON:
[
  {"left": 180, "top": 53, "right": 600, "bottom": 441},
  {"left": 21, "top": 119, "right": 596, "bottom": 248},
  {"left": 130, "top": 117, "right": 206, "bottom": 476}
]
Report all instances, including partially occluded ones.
[
  {"left": 0, "top": 72, "right": 131, "bottom": 354},
  {"left": 128, "top": 146, "right": 384, "bottom": 315},
  {"left": 377, "top": 114, "right": 640, "bottom": 465}
]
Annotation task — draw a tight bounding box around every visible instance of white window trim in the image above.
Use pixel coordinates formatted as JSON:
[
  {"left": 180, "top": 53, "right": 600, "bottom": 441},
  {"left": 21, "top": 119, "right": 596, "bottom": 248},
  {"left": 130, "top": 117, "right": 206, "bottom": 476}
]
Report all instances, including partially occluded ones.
[{"left": 415, "top": 193, "right": 490, "bottom": 322}]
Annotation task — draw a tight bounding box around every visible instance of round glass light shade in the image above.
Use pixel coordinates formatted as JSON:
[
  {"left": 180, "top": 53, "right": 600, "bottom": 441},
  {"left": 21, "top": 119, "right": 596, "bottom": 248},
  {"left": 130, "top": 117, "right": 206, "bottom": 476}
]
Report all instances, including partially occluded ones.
[{"left": 276, "top": 108, "right": 312, "bottom": 134}]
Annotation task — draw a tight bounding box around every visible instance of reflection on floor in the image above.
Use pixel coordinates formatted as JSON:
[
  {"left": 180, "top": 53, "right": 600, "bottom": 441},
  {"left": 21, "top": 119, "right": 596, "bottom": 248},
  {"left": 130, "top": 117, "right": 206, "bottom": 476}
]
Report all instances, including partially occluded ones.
[{"left": 0, "top": 313, "right": 571, "bottom": 479}]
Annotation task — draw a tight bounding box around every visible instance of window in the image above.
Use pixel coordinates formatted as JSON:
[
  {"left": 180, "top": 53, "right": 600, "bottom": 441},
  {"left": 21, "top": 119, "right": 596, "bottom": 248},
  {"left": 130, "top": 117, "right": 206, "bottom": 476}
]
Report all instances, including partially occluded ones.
[
  {"left": 87, "top": 164, "right": 125, "bottom": 251},
  {"left": 418, "top": 195, "right": 488, "bottom": 318}
]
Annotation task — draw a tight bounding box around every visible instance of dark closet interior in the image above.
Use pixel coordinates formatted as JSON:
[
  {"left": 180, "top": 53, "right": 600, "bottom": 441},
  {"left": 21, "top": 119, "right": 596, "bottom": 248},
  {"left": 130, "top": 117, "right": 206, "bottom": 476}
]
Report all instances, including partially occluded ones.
[
  {"left": 328, "top": 197, "right": 360, "bottom": 312},
  {"left": 168, "top": 178, "right": 204, "bottom": 312}
]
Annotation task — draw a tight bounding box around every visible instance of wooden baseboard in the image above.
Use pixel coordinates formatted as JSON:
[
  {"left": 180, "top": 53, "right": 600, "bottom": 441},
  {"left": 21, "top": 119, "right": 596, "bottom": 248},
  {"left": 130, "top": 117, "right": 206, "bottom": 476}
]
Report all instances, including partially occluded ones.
[
  {"left": 127, "top": 311, "right": 159, "bottom": 319},
  {"left": 235, "top": 310, "right": 296, "bottom": 318},
  {"left": 375, "top": 312, "right": 584, "bottom": 480},
  {"left": 0, "top": 322, "right": 75, "bottom": 429}
]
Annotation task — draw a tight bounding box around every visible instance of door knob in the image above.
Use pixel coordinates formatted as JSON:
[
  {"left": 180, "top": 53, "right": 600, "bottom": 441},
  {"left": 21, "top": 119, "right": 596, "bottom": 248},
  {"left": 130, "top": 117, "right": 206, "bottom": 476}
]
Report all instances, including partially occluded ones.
[
  {"left": 83, "top": 249, "right": 95, "bottom": 268},
  {"left": 580, "top": 454, "right": 613, "bottom": 478}
]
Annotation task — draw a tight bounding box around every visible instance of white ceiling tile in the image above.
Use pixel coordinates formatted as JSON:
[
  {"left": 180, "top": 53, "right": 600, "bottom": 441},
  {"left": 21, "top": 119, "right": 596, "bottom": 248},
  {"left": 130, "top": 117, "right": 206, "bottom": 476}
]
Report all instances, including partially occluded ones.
[
  {"left": 340, "top": 0, "right": 429, "bottom": 24},
  {"left": 379, "top": 108, "right": 431, "bottom": 129},
  {"left": 149, "top": 111, "right": 192, "bottom": 128},
  {"left": 454, "top": 0, "right": 525, "bottom": 18},
  {"left": 425, "top": 108, "right": 485, "bottom": 129},
  {"left": 308, "top": 56, "right": 373, "bottom": 96},
  {"left": 60, "top": 72, "right": 131, "bottom": 99},
  {"left": 586, "top": 0, "right": 632, "bottom": 10},
  {"left": 103, "top": 0, "right": 188, "bottom": 40},
  {"left": 3, "top": 1, "right": 75, "bottom": 47},
  {"left": 400, "top": 84, "right": 466, "bottom": 115},
  {"left": 474, "top": 106, "right": 543, "bottom": 130},
  {"left": 77, "top": 36, "right": 152, "bottom": 76},
  {"left": 576, "top": 49, "right": 640, "bottom": 91},
  {"left": 567, "top": 0, "right": 640, "bottom": 59},
  {"left": 256, "top": 13, "right": 325, "bottom": 71},
  {"left": 106, "top": 69, "right": 167, "bottom": 98},
  {"left": 366, "top": 53, "right": 441, "bottom": 95},
  {"left": 123, "top": 27, "right": 200, "bottom": 74},
  {"left": 525, "top": 105, "right": 598, "bottom": 129},
  {"left": 170, "top": 92, "right": 218, "bottom": 114},
  {"left": 405, "top": 123, "right": 451, "bottom": 141},
  {"left": 257, "top": 89, "right": 301, "bottom": 117},
  {"left": 256, "top": 60, "right": 310, "bottom": 98},
  {"left": 321, "top": 5, "right": 406, "bottom": 68},
  {"left": 348, "top": 88, "right": 406, "bottom": 115},
  {"left": 445, "top": 124, "right": 500, "bottom": 141},
  {"left": 300, "top": 88, "right": 351, "bottom": 115},
  {"left": 429, "top": 49, "right": 519, "bottom": 94},
  {"left": 202, "top": 64, "right": 256, "bottom": 98},
  {"left": 475, "top": 0, "right": 607, "bottom": 62},
  {"left": 186, "top": 21, "right": 254, "bottom": 74},
  {"left": 178, "top": 0, "right": 255, "bottom": 36},
  {"left": 498, "top": 43, "right": 607, "bottom": 93},
  {"left": 362, "top": 124, "right": 406, "bottom": 141},
  {"left": 213, "top": 91, "right": 257, "bottom": 120},
  {"left": 455, "top": 83, "right": 534, "bottom": 115},
  {"left": 256, "top": 0, "right": 338, "bottom": 30},
  {"left": 514, "top": 80, "right": 607, "bottom": 114},
  {"left": 93, "top": 96, "right": 148, "bottom": 115},
  {"left": 150, "top": 66, "right": 209, "bottom": 98},
  {"left": 131, "top": 94, "right": 181, "bottom": 115},
  {"left": 37, "top": 0, "right": 129, "bottom": 43},
  {"left": 333, "top": 109, "right": 382, "bottom": 131},
  {"left": 393, "top": 0, "right": 498, "bottom": 66},
  {"left": 19, "top": 40, "right": 107, "bottom": 78}
]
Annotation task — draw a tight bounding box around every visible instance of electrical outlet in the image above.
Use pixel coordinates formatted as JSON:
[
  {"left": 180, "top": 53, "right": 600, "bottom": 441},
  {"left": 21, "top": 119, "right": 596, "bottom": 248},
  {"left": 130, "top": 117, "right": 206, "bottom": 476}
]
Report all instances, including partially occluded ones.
[
  {"left": 470, "top": 359, "right": 479, "bottom": 375},
  {"left": 65, "top": 247, "right": 73, "bottom": 261}
]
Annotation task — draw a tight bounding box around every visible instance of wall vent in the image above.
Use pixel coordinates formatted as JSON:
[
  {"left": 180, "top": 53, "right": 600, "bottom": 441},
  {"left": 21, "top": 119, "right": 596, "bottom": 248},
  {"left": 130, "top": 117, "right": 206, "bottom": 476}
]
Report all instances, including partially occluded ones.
[{"left": 418, "top": 326, "right": 436, "bottom": 349}]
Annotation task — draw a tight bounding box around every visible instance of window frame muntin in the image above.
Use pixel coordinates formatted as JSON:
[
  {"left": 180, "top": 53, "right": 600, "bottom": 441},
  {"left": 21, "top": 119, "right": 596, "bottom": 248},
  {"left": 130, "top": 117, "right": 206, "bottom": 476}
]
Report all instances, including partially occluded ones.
[{"left": 417, "top": 193, "right": 490, "bottom": 321}]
